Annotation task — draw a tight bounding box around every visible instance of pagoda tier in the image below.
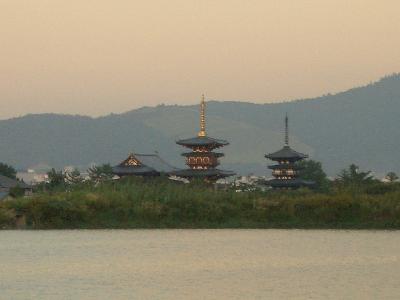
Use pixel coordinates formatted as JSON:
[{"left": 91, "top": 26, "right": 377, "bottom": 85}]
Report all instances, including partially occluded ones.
[
  {"left": 182, "top": 152, "right": 224, "bottom": 169},
  {"left": 268, "top": 163, "right": 304, "bottom": 180},
  {"left": 265, "top": 145, "right": 308, "bottom": 162},
  {"left": 172, "top": 168, "right": 235, "bottom": 181},
  {"left": 181, "top": 152, "right": 224, "bottom": 158},
  {"left": 177, "top": 136, "right": 228, "bottom": 150},
  {"left": 171, "top": 95, "right": 235, "bottom": 182},
  {"left": 265, "top": 115, "right": 314, "bottom": 189}
]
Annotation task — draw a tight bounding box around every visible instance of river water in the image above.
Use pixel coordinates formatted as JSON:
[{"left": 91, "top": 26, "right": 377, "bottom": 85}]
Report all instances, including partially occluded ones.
[{"left": 0, "top": 230, "right": 399, "bottom": 299}]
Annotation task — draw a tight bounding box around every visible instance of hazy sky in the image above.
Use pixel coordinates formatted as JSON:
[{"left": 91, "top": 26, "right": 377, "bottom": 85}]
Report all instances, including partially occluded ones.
[{"left": 1, "top": 0, "right": 399, "bottom": 118}]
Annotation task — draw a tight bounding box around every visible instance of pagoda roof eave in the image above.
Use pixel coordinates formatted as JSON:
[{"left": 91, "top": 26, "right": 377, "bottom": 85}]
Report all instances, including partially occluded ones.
[
  {"left": 181, "top": 152, "right": 225, "bottom": 158},
  {"left": 268, "top": 164, "right": 304, "bottom": 170},
  {"left": 171, "top": 168, "right": 235, "bottom": 179},
  {"left": 265, "top": 145, "right": 308, "bottom": 160},
  {"left": 176, "top": 136, "right": 229, "bottom": 147}
]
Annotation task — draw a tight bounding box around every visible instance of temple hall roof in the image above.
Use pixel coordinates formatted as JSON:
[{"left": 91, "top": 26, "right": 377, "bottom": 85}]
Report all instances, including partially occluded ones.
[
  {"left": 113, "top": 153, "right": 178, "bottom": 176},
  {"left": 134, "top": 154, "right": 179, "bottom": 173}
]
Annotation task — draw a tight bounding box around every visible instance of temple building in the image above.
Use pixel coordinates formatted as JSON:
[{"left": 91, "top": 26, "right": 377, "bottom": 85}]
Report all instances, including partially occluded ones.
[
  {"left": 113, "top": 152, "right": 178, "bottom": 178},
  {"left": 265, "top": 115, "right": 314, "bottom": 189},
  {"left": 171, "top": 95, "right": 235, "bottom": 182}
]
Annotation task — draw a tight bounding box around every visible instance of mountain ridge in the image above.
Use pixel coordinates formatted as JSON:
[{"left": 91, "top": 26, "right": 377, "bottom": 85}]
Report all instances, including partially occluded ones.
[{"left": 1, "top": 74, "right": 399, "bottom": 176}]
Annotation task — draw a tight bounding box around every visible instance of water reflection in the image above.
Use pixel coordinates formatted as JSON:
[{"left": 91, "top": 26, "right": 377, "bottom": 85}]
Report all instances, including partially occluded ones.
[{"left": 0, "top": 230, "right": 399, "bottom": 299}]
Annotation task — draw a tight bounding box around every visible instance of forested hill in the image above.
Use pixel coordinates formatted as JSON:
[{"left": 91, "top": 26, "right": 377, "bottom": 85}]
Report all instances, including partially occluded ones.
[{"left": 0, "top": 74, "right": 399, "bottom": 176}]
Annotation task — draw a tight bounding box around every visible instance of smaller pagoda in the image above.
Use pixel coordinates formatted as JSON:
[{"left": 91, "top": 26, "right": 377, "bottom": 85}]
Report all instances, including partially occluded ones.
[
  {"left": 171, "top": 95, "right": 235, "bottom": 182},
  {"left": 265, "top": 115, "right": 314, "bottom": 189}
]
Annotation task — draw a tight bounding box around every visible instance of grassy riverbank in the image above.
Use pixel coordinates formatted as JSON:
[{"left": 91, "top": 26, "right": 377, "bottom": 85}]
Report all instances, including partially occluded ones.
[{"left": 1, "top": 177, "right": 400, "bottom": 229}]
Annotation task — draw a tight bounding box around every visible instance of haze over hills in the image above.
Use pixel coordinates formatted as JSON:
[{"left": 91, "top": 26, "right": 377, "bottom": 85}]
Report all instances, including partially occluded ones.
[{"left": 0, "top": 74, "right": 399, "bottom": 177}]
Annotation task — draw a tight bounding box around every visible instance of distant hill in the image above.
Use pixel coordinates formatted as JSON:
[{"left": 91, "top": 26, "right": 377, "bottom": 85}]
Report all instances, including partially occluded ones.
[{"left": 1, "top": 74, "right": 399, "bottom": 177}]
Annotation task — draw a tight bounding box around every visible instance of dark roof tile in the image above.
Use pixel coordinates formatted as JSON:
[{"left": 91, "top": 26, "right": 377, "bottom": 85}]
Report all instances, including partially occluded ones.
[
  {"left": 176, "top": 136, "right": 229, "bottom": 147},
  {"left": 113, "top": 153, "right": 179, "bottom": 176},
  {"left": 171, "top": 168, "right": 235, "bottom": 179},
  {"left": 265, "top": 146, "right": 308, "bottom": 160}
]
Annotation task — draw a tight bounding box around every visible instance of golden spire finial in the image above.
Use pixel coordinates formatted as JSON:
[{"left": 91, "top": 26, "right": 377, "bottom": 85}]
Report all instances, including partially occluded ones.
[
  {"left": 285, "top": 113, "right": 289, "bottom": 146},
  {"left": 198, "top": 94, "right": 206, "bottom": 137}
]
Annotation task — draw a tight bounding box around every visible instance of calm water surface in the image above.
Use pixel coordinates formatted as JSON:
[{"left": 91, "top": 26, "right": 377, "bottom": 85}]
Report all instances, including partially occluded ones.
[{"left": 0, "top": 230, "right": 399, "bottom": 299}]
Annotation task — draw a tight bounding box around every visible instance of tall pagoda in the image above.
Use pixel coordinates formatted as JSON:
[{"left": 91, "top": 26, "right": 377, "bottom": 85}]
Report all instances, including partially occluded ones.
[
  {"left": 265, "top": 115, "right": 314, "bottom": 189},
  {"left": 171, "top": 95, "right": 235, "bottom": 182}
]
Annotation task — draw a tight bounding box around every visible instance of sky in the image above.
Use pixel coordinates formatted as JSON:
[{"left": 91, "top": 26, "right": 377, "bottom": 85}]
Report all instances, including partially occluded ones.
[{"left": 1, "top": 0, "right": 400, "bottom": 119}]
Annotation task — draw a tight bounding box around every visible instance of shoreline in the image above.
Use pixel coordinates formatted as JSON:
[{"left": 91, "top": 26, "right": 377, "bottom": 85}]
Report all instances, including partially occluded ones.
[{"left": 2, "top": 178, "right": 400, "bottom": 230}]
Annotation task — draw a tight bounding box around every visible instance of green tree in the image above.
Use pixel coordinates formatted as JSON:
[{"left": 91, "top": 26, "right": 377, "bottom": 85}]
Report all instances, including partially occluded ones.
[
  {"left": 336, "top": 164, "right": 374, "bottom": 187},
  {"left": 385, "top": 172, "right": 399, "bottom": 183},
  {"left": 88, "top": 164, "right": 114, "bottom": 184},
  {"left": 9, "top": 185, "right": 25, "bottom": 198},
  {"left": 297, "top": 160, "right": 329, "bottom": 191},
  {"left": 47, "top": 168, "right": 65, "bottom": 189},
  {"left": 65, "top": 168, "right": 84, "bottom": 185},
  {"left": 0, "top": 163, "right": 17, "bottom": 179}
]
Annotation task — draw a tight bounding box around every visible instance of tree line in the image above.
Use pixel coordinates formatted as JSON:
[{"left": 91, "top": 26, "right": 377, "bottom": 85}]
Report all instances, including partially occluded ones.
[
  {"left": 1, "top": 160, "right": 400, "bottom": 229},
  {"left": 297, "top": 160, "right": 399, "bottom": 193},
  {"left": 0, "top": 160, "right": 399, "bottom": 195}
]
